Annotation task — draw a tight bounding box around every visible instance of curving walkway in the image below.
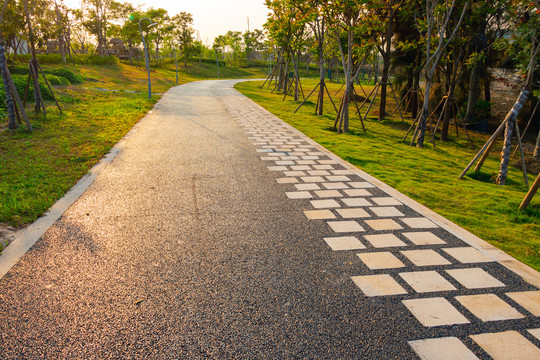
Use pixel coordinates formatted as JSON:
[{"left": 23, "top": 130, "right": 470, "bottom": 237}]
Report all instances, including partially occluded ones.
[{"left": 0, "top": 80, "right": 539, "bottom": 359}]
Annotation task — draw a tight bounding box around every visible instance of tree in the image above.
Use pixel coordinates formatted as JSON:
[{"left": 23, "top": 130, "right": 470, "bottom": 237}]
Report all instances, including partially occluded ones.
[
  {"left": 243, "top": 29, "right": 265, "bottom": 63},
  {"left": 171, "top": 12, "right": 194, "bottom": 67},
  {"left": 411, "top": 0, "right": 469, "bottom": 148}
]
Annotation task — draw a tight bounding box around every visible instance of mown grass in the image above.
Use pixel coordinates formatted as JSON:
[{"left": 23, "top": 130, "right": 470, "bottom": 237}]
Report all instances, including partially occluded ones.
[
  {"left": 236, "top": 79, "right": 540, "bottom": 271},
  {"left": 0, "top": 60, "right": 265, "bottom": 231}
]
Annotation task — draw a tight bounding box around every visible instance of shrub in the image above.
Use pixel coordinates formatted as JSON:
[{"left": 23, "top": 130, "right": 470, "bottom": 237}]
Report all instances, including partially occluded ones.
[
  {"left": 45, "top": 74, "right": 70, "bottom": 86},
  {"left": 45, "top": 69, "right": 84, "bottom": 84},
  {"left": 0, "top": 74, "right": 53, "bottom": 107}
]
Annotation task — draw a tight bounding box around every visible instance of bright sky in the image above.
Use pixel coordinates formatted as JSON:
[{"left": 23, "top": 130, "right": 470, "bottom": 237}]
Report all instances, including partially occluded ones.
[{"left": 63, "top": 0, "right": 270, "bottom": 45}]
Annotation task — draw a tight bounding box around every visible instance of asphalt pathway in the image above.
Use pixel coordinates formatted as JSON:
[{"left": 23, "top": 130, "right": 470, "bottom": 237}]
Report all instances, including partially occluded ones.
[{"left": 1, "top": 80, "right": 539, "bottom": 359}]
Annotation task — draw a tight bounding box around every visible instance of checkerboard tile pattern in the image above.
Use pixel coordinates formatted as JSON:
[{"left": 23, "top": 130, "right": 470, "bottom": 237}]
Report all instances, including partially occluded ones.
[{"left": 225, "top": 92, "right": 540, "bottom": 359}]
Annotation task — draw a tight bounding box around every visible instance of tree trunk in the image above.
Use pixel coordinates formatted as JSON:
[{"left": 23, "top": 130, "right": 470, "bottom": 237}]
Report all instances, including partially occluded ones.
[
  {"left": 293, "top": 52, "right": 299, "bottom": 102},
  {"left": 0, "top": 42, "right": 17, "bottom": 130},
  {"left": 317, "top": 29, "right": 325, "bottom": 116},
  {"left": 412, "top": 51, "right": 422, "bottom": 119},
  {"left": 378, "top": 12, "right": 393, "bottom": 121},
  {"left": 464, "top": 20, "right": 487, "bottom": 124},
  {"left": 415, "top": 76, "right": 432, "bottom": 148},
  {"left": 496, "top": 89, "right": 529, "bottom": 185},
  {"left": 533, "top": 126, "right": 540, "bottom": 162},
  {"left": 24, "top": 1, "right": 44, "bottom": 114}
]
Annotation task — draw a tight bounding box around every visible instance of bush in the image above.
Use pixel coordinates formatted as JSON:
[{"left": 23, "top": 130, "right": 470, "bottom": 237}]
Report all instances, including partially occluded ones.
[
  {"left": 45, "top": 74, "right": 70, "bottom": 86},
  {"left": 0, "top": 74, "right": 53, "bottom": 108},
  {"left": 80, "top": 54, "right": 119, "bottom": 65},
  {"left": 45, "top": 69, "right": 83, "bottom": 84}
]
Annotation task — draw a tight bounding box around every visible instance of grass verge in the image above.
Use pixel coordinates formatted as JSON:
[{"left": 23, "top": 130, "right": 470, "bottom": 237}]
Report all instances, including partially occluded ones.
[{"left": 235, "top": 79, "right": 540, "bottom": 271}]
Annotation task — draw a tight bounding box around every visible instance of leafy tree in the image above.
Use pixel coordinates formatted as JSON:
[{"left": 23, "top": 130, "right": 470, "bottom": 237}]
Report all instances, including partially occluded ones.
[{"left": 171, "top": 12, "right": 194, "bottom": 66}]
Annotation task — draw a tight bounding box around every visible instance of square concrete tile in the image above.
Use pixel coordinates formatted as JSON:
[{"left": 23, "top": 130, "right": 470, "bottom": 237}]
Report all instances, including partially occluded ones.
[
  {"left": 506, "top": 291, "right": 540, "bottom": 316},
  {"left": 296, "top": 160, "right": 316, "bottom": 165},
  {"left": 399, "top": 271, "right": 457, "bottom": 293},
  {"left": 401, "top": 250, "right": 452, "bottom": 266},
  {"left": 284, "top": 171, "right": 306, "bottom": 177},
  {"left": 276, "top": 177, "right": 299, "bottom": 184},
  {"left": 327, "top": 221, "right": 365, "bottom": 233},
  {"left": 470, "top": 331, "right": 540, "bottom": 360},
  {"left": 456, "top": 294, "right": 524, "bottom": 322},
  {"left": 326, "top": 175, "right": 351, "bottom": 182},
  {"left": 275, "top": 160, "right": 295, "bottom": 166},
  {"left": 401, "top": 217, "right": 439, "bottom": 229},
  {"left": 364, "top": 219, "right": 403, "bottom": 231},
  {"left": 403, "top": 297, "right": 469, "bottom": 327},
  {"left": 324, "top": 236, "right": 366, "bottom": 250},
  {"left": 301, "top": 176, "right": 326, "bottom": 183},
  {"left": 352, "top": 274, "right": 408, "bottom": 297},
  {"left": 291, "top": 165, "right": 312, "bottom": 171},
  {"left": 342, "top": 198, "right": 372, "bottom": 207},
  {"left": 295, "top": 183, "right": 320, "bottom": 191},
  {"left": 332, "top": 169, "right": 354, "bottom": 175},
  {"left": 310, "top": 199, "right": 341, "bottom": 209},
  {"left": 445, "top": 268, "right": 505, "bottom": 289},
  {"left": 402, "top": 232, "right": 446, "bottom": 245},
  {"left": 344, "top": 189, "right": 372, "bottom": 197},
  {"left": 304, "top": 210, "right": 336, "bottom": 220},
  {"left": 358, "top": 252, "right": 405, "bottom": 270},
  {"left": 315, "top": 190, "right": 343, "bottom": 198},
  {"left": 409, "top": 337, "right": 479, "bottom": 360},
  {"left": 309, "top": 170, "right": 331, "bottom": 176},
  {"left": 313, "top": 164, "right": 334, "bottom": 170},
  {"left": 528, "top": 328, "right": 540, "bottom": 341},
  {"left": 322, "top": 182, "right": 349, "bottom": 190},
  {"left": 370, "top": 206, "right": 405, "bottom": 217},
  {"left": 364, "top": 234, "right": 407, "bottom": 248},
  {"left": 443, "top": 247, "right": 494, "bottom": 264},
  {"left": 372, "top": 197, "right": 402, "bottom": 206},
  {"left": 319, "top": 159, "right": 338, "bottom": 164},
  {"left": 349, "top": 182, "right": 375, "bottom": 188},
  {"left": 285, "top": 191, "right": 313, "bottom": 199},
  {"left": 336, "top": 208, "right": 371, "bottom": 218}
]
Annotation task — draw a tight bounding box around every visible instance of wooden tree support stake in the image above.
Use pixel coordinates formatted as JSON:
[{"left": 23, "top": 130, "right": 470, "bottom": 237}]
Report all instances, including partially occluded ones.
[
  {"left": 5, "top": 65, "right": 32, "bottom": 131},
  {"left": 519, "top": 173, "right": 540, "bottom": 210},
  {"left": 37, "top": 61, "right": 62, "bottom": 114}
]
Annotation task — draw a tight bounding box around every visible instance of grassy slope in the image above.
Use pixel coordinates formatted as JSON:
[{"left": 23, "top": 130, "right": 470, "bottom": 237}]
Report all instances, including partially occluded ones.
[
  {"left": 0, "top": 61, "right": 264, "bottom": 230},
  {"left": 235, "top": 79, "right": 540, "bottom": 271}
]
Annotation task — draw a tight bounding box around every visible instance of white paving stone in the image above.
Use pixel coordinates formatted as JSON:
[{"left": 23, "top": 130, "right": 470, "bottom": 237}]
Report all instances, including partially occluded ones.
[
  {"left": 296, "top": 160, "right": 316, "bottom": 165},
  {"left": 401, "top": 217, "right": 439, "bottom": 229},
  {"left": 399, "top": 271, "right": 457, "bottom": 293},
  {"left": 304, "top": 210, "right": 336, "bottom": 220},
  {"left": 344, "top": 189, "right": 372, "bottom": 197},
  {"left": 349, "top": 182, "right": 375, "bottom": 188},
  {"left": 322, "top": 182, "right": 349, "bottom": 190},
  {"left": 371, "top": 197, "right": 402, "bottom": 206},
  {"left": 313, "top": 165, "right": 334, "bottom": 170},
  {"left": 276, "top": 177, "right": 298, "bottom": 184},
  {"left": 291, "top": 165, "right": 312, "bottom": 171},
  {"left": 336, "top": 208, "right": 371, "bottom": 218},
  {"left": 295, "top": 183, "right": 320, "bottom": 191},
  {"left": 442, "top": 247, "right": 494, "bottom": 264},
  {"left": 364, "top": 219, "right": 403, "bottom": 231},
  {"left": 445, "top": 268, "right": 505, "bottom": 289},
  {"left": 301, "top": 176, "right": 326, "bottom": 183},
  {"left": 402, "top": 232, "right": 446, "bottom": 245},
  {"left": 456, "top": 294, "right": 524, "bottom": 322},
  {"left": 319, "top": 159, "right": 338, "bottom": 164},
  {"left": 327, "top": 221, "right": 365, "bottom": 233},
  {"left": 324, "top": 236, "right": 366, "bottom": 251},
  {"left": 358, "top": 252, "right": 405, "bottom": 270},
  {"left": 506, "top": 291, "right": 540, "bottom": 316},
  {"left": 409, "top": 337, "right": 479, "bottom": 360},
  {"left": 352, "top": 274, "right": 407, "bottom": 297},
  {"left": 331, "top": 169, "right": 354, "bottom": 175},
  {"left": 364, "top": 234, "right": 407, "bottom": 248},
  {"left": 327, "top": 175, "right": 351, "bottom": 182},
  {"left": 284, "top": 171, "right": 306, "bottom": 177},
  {"left": 342, "top": 198, "right": 372, "bottom": 207},
  {"left": 401, "top": 250, "right": 452, "bottom": 267},
  {"left": 275, "top": 160, "right": 295, "bottom": 166},
  {"left": 308, "top": 170, "right": 331, "bottom": 176},
  {"left": 315, "top": 190, "right": 343, "bottom": 198},
  {"left": 310, "top": 199, "right": 341, "bottom": 209},
  {"left": 285, "top": 191, "right": 313, "bottom": 199},
  {"left": 369, "top": 206, "right": 405, "bottom": 217},
  {"left": 470, "top": 331, "right": 540, "bottom": 360},
  {"left": 403, "top": 297, "right": 469, "bottom": 327}
]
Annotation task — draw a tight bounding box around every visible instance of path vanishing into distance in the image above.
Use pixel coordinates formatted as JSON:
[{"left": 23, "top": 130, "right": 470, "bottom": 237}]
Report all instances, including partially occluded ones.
[{"left": 1, "top": 80, "right": 540, "bottom": 359}]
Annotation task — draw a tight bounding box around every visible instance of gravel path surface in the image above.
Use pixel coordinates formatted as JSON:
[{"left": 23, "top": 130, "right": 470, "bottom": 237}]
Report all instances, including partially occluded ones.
[{"left": 1, "top": 80, "right": 539, "bottom": 359}]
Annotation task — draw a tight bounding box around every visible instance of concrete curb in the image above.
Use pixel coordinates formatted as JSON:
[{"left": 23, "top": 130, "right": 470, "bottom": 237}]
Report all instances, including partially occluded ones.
[{"left": 235, "top": 86, "right": 540, "bottom": 289}]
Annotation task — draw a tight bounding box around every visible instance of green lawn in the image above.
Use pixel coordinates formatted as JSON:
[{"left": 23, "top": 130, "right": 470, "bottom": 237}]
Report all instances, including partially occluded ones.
[
  {"left": 235, "top": 79, "right": 540, "bottom": 271},
  {"left": 0, "top": 60, "right": 265, "bottom": 241}
]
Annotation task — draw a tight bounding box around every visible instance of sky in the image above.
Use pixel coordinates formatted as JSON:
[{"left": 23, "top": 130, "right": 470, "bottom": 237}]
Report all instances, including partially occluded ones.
[{"left": 63, "top": 0, "right": 270, "bottom": 45}]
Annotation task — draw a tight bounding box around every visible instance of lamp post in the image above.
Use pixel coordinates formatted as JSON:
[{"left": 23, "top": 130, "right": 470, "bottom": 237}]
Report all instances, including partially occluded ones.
[{"left": 138, "top": 17, "right": 157, "bottom": 99}]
